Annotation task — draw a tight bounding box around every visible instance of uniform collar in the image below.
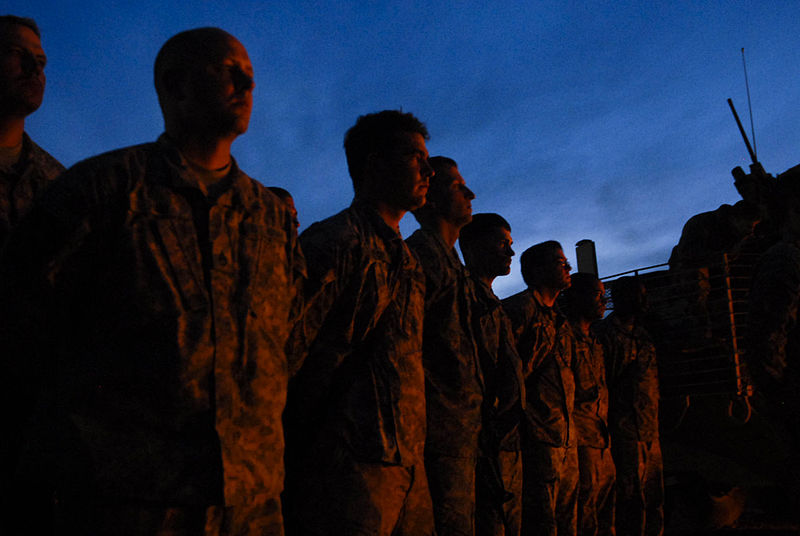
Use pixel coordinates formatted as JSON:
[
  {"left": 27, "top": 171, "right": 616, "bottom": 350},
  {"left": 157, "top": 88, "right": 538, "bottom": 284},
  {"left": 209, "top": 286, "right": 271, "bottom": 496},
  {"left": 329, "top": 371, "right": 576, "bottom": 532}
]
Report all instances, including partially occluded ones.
[
  {"left": 350, "top": 198, "right": 405, "bottom": 243},
  {"left": 156, "top": 133, "right": 246, "bottom": 204}
]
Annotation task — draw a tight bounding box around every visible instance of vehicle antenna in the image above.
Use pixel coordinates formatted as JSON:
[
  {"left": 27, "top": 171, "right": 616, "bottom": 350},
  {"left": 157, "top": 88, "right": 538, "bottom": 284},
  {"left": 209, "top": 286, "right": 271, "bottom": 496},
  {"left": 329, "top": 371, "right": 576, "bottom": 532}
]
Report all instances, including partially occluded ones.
[{"left": 741, "top": 48, "right": 757, "bottom": 160}]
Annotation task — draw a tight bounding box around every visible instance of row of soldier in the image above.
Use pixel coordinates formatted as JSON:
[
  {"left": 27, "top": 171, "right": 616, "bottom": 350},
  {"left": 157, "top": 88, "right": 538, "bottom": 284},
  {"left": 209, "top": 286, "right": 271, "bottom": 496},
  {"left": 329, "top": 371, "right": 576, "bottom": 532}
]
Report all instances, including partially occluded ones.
[{"left": 0, "top": 19, "right": 663, "bottom": 536}]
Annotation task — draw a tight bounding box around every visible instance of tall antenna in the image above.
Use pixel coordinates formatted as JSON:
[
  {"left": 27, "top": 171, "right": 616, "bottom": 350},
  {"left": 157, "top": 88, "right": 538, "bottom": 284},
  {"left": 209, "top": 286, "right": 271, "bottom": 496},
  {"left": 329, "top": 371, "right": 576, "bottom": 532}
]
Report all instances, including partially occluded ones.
[{"left": 741, "top": 48, "right": 757, "bottom": 160}]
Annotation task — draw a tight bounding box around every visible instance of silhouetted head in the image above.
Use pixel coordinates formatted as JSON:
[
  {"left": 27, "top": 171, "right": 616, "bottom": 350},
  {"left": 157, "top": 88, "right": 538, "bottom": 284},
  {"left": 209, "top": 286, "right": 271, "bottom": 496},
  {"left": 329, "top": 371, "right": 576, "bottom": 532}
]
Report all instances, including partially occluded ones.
[
  {"left": 520, "top": 240, "right": 571, "bottom": 291},
  {"left": 459, "top": 213, "right": 514, "bottom": 281},
  {"left": 412, "top": 156, "right": 475, "bottom": 229},
  {"left": 344, "top": 110, "right": 433, "bottom": 211},
  {"left": 610, "top": 276, "right": 647, "bottom": 318},
  {"left": 563, "top": 272, "right": 606, "bottom": 322},
  {"left": 0, "top": 15, "right": 46, "bottom": 119},
  {"left": 154, "top": 27, "right": 254, "bottom": 141},
  {"left": 268, "top": 186, "right": 299, "bottom": 229}
]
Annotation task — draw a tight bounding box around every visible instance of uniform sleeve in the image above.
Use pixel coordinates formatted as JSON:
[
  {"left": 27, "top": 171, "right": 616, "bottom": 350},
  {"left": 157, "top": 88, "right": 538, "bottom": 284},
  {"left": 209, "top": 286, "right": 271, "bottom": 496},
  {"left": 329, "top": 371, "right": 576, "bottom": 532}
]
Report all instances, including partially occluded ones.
[
  {"left": 0, "top": 162, "right": 116, "bottom": 438},
  {"left": 596, "top": 321, "right": 622, "bottom": 389}
]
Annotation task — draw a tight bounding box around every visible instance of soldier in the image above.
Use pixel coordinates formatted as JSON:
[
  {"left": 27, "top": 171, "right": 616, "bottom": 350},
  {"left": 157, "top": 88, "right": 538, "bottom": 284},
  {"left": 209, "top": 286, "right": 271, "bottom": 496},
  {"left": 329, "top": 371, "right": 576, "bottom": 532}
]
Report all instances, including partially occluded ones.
[
  {"left": 502, "top": 241, "right": 578, "bottom": 536},
  {"left": 0, "top": 15, "right": 64, "bottom": 247},
  {"left": 596, "top": 277, "right": 663, "bottom": 536},
  {"left": 284, "top": 110, "right": 435, "bottom": 535},
  {"left": 405, "top": 156, "right": 481, "bottom": 535},
  {"left": 562, "top": 273, "right": 615, "bottom": 536},
  {"left": 0, "top": 27, "right": 302, "bottom": 534},
  {"left": 268, "top": 186, "right": 299, "bottom": 230},
  {"left": 459, "top": 213, "right": 526, "bottom": 536}
]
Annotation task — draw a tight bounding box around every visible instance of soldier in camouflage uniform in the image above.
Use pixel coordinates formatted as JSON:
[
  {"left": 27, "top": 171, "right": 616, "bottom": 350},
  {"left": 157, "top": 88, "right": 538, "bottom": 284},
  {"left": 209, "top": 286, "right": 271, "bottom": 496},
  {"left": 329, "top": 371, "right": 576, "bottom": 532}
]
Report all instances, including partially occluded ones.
[
  {"left": 0, "top": 15, "right": 64, "bottom": 247},
  {"left": 459, "top": 213, "right": 526, "bottom": 536},
  {"left": 596, "top": 277, "right": 663, "bottom": 536},
  {"left": 284, "top": 110, "right": 435, "bottom": 536},
  {"left": 563, "top": 273, "right": 615, "bottom": 536},
  {"left": 502, "top": 241, "right": 578, "bottom": 536},
  {"left": 0, "top": 28, "right": 302, "bottom": 535},
  {"left": 406, "top": 156, "right": 481, "bottom": 536}
]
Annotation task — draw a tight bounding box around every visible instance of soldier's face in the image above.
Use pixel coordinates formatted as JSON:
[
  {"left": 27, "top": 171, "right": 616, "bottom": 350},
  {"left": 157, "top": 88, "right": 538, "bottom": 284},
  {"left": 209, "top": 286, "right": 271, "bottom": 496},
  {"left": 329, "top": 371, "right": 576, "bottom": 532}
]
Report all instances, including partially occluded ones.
[
  {"left": 581, "top": 279, "right": 606, "bottom": 320},
  {"left": 0, "top": 24, "right": 46, "bottom": 118},
  {"left": 283, "top": 196, "right": 299, "bottom": 229},
  {"left": 546, "top": 249, "right": 571, "bottom": 290},
  {"left": 380, "top": 131, "right": 433, "bottom": 212},
  {"left": 184, "top": 36, "right": 254, "bottom": 137},
  {"left": 475, "top": 226, "right": 514, "bottom": 279},
  {"left": 438, "top": 165, "right": 475, "bottom": 227}
]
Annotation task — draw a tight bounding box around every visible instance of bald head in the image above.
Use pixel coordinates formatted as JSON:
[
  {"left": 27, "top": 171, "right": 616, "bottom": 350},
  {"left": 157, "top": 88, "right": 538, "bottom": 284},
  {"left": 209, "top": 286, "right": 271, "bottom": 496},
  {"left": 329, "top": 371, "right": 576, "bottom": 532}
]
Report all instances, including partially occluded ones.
[
  {"left": 154, "top": 27, "right": 254, "bottom": 139},
  {"left": 0, "top": 15, "right": 39, "bottom": 38}
]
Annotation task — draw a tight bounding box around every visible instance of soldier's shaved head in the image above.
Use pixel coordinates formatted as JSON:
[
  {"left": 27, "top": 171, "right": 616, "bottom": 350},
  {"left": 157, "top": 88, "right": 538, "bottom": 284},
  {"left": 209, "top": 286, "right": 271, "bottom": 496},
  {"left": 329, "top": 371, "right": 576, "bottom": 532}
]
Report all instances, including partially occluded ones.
[
  {"left": 154, "top": 27, "right": 254, "bottom": 141},
  {"left": 0, "top": 15, "right": 39, "bottom": 38},
  {"left": 154, "top": 27, "right": 250, "bottom": 119}
]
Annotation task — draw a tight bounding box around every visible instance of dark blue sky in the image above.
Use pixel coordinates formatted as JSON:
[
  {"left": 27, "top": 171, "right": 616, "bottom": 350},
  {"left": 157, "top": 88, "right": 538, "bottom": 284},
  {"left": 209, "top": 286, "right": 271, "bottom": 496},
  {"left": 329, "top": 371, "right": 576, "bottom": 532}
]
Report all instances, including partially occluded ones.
[{"left": 11, "top": 1, "right": 800, "bottom": 297}]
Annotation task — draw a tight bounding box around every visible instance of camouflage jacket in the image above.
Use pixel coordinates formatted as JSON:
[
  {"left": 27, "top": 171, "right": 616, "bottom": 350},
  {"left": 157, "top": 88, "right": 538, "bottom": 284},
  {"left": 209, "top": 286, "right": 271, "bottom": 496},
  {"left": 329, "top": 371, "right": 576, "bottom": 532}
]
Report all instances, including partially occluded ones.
[
  {"left": 596, "top": 313, "right": 660, "bottom": 442},
  {"left": 0, "top": 135, "right": 303, "bottom": 506},
  {"left": 569, "top": 322, "right": 610, "bottom": 448},
  {"left": 502, "top": 289, "right": 576, "bottom": 447},
  {"left": 747, "top": 241, "right": 800, "bottom": 397},
  {"left": 0, "top": 133, "right": 64, "bottom": 246},
  {"left": 406, "top": 228, "right": 483, "bottom": 458},
  {"left": 470, "top": 276, "right": 526, "bottom": 452},
  {"left": 287, "top": 200, "right": 427, "bottom": 466}
]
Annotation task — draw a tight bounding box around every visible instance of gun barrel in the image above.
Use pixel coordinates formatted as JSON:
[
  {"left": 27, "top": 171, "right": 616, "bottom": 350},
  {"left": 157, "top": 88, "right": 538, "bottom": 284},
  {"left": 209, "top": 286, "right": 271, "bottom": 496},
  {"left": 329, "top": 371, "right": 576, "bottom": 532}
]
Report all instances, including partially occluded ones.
[{"left": 728, "top": 98, "right": 757, "bottom": 164}]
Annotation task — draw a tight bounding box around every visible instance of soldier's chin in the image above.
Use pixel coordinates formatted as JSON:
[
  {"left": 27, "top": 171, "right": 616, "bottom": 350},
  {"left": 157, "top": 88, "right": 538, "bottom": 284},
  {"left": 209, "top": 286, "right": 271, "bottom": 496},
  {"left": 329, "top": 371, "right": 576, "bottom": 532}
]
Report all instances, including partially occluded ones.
[
  {"left": 407, "top": 194, "right": 427, "bottom": 212},
  {"left": 229, "top": 117, "right": 251, "bottom": 135},
  {"left": 3, "top": 95, "right": 42, "bottom": 117}
]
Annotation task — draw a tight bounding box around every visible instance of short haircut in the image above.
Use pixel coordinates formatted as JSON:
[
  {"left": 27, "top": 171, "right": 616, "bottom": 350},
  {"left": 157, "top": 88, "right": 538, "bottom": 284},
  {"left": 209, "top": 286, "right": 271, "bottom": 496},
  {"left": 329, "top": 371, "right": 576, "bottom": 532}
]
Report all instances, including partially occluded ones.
[
  {"left": 562, "top": 272, "right": 599, "bottom": 307},
  {"left": 459, "top": 213, "right": 511, "bottom": 247},
  {"left": 610, "top": 276, "right": 642, "bottom": 314},
  {"left": 268, "top": 186, "right": 293, "bottom": 201},
  {"left": 426, "top": 156, "right": 458, "bottom": 200},
  {"left": 154, "top": 27, "right": 235, "bottom": 113},
  {"left": 343, "top": 110, "right": 429, "bottom": 193},
  {"left": 0, "top": 15, "right": 40, "bottom": 38},
  {"left": 429, "top": 156, "right": 456, "bottom": 175},
  {"left": 411, "top": 155, "right": 457, "bottom": 222},
  {"left": 520, "top": 240, "right": 562, "bottom": 288}
]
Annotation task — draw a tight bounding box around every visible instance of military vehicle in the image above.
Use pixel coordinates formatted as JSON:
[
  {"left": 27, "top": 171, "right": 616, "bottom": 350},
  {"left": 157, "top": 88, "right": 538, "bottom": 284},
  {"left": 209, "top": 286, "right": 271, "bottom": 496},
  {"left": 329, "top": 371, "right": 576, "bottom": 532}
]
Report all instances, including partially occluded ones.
[{"left": 585, "top": 102, "right": 800, "bottom": 532}]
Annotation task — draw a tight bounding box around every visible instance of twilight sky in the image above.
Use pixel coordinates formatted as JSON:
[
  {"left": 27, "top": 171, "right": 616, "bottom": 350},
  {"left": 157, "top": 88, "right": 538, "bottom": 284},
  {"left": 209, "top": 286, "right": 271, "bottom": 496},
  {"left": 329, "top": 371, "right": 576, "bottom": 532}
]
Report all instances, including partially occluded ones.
[{"left": 10, "top": 1, "right": 800, "bottom": 297}]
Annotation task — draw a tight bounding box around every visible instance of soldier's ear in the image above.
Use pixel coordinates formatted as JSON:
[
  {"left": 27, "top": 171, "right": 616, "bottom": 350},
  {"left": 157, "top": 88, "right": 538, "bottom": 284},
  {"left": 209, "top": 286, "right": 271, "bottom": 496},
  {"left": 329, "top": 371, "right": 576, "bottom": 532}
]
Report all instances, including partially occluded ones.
[
  {"left": 161, "top": 68, "right": 188, "bottom": 101},
  {"left": 364, "top": 152, "right": 386, "bottom": 178}
]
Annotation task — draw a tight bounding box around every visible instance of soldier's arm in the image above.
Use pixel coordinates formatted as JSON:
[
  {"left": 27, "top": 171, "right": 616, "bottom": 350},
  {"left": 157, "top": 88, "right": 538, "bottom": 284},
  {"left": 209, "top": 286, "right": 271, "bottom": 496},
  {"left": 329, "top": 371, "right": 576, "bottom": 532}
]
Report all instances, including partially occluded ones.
[{"left": 0, "top": 161, "right": 115, "bottom": 433}]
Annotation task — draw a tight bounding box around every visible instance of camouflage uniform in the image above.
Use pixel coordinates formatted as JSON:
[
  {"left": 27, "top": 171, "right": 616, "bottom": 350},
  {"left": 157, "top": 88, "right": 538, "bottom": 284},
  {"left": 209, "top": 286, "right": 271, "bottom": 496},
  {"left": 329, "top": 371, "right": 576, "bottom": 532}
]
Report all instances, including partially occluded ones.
[
  {"left": 502, "top": 290, "right": 578, "bottom": 536},
  {"left": 596, "top": 313, "right": 663, "bottom": 536},
  {"left": 570, "top": 323, "right": 615, "bottom": 536},
  {"left": 1, "top": 135, "right": 302, "bottom": 535},
  {"left": 471, "top": 277, "right": 526, "bottom": 536},
  {"left": 284, "top": 201, "right": 433, "bottom": 536},
  {"left": 0, "top": 132, "right": 64, "bottom": 246},
  {"left": 406, "top": 228, "right": 484, "bottom": 536}
]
